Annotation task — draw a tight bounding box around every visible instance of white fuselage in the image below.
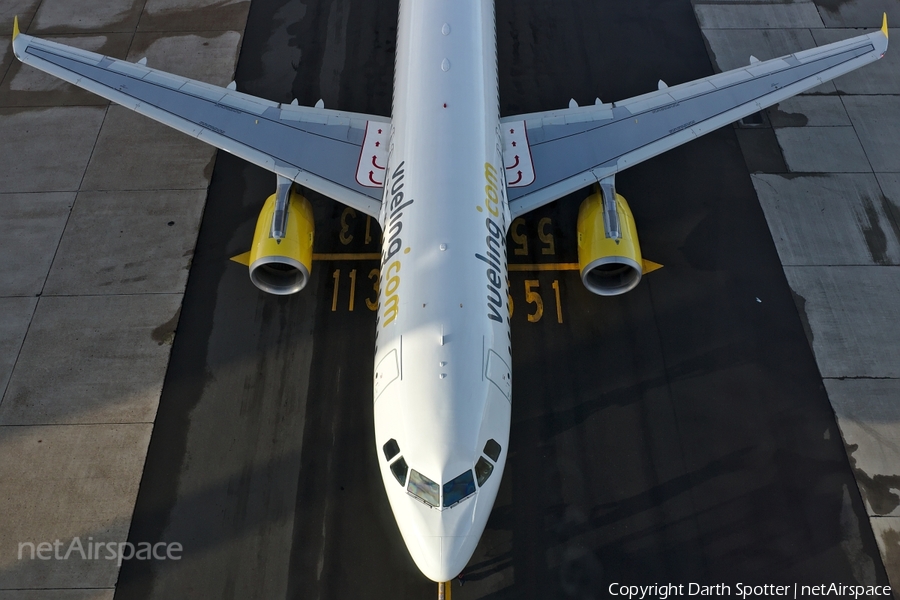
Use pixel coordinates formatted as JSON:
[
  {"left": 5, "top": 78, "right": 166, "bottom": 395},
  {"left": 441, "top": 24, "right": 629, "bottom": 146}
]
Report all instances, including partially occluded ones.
[{"left": 372, "top": 0, "right": 512, "bottom": 582}]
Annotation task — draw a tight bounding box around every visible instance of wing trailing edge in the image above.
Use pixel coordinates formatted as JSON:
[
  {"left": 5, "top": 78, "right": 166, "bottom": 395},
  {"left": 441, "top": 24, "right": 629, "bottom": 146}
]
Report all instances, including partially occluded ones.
[
  {"left": 503, "top": 18, "right": 889, "bottom": 218},
  {"left": 11, "top": 29, "right": 389, "bottom": 218}
]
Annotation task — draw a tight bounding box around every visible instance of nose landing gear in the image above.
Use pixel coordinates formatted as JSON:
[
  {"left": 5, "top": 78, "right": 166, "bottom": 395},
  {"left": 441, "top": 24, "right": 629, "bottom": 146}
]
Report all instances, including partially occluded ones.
[{"left": 437, "top": 581, "right": 451, "bottom": 599}]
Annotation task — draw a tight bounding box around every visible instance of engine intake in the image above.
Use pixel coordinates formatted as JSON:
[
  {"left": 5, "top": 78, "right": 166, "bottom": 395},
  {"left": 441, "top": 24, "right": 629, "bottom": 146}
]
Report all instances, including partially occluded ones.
[
  {"left": 248, "top": 187, "right": 314, "bottom": 295},
  {"left": 577, "top": 186, "right": 644, "bottom": 296}
]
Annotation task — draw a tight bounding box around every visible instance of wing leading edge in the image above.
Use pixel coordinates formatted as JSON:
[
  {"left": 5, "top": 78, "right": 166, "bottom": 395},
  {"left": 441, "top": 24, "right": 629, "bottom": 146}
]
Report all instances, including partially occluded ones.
[
  {"left": 503, "top": 17, "right": 889, "bottom": 219},
  {"left": 11, "top": 26, "right": 389, "bottom": 218}
]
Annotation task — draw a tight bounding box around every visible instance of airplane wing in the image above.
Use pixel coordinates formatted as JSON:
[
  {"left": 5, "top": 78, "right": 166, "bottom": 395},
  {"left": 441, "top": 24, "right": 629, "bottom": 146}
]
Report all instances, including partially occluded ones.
[
  {"left": 10, "top": 19, "right": 389, "bottom": 218},
  {"left": 502, "top": 16, "right": 889, "bottom": 219}
]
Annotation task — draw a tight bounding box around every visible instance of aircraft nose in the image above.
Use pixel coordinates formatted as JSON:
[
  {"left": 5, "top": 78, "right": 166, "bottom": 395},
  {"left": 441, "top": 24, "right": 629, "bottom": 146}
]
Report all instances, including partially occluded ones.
[
  {"left": 440, "top": 535, "right": 476, "bottom": 580},
  {"left": 415, "top": 535, "right": 477, "bottom": 582}
]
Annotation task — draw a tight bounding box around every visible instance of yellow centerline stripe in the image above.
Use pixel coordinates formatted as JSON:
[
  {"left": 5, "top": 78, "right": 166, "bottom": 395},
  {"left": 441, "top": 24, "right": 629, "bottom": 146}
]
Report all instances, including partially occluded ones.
[
  {"left": 313, "top": 252, "right": 579, "bottom": 271},
  {"left": 312, "top": 252, "right": 381, "bottom": 261},
  {"left": 312, "top": 253, "right": 582, "bottom": 271},
  {"left": 508, "top": 262, "right": 580, "bottom": 271}
]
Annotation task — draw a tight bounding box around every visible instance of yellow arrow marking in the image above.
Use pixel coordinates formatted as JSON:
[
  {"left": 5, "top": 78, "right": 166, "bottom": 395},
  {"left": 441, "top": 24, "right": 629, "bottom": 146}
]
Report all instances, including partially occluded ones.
[
  {"left": 642, "top": 259, "right": 664, "bottom": 274},
  {"left": 313, "top": 252, "right": 380, "bottom": 261},
  {"left": 229, "top": 253, "right": 665, "bottom": 275},
  {"left": 508, "top": 262, "right": 579, "bottom": 272},
  {"left": 229, "top": 251, "right": 251, "bottom": 266}
]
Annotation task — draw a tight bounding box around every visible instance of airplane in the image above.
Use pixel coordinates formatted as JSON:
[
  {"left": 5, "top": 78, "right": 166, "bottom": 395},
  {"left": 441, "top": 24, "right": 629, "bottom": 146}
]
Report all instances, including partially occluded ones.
[{"left": 11, "top": 3, "right": 889, "bottom": 592}]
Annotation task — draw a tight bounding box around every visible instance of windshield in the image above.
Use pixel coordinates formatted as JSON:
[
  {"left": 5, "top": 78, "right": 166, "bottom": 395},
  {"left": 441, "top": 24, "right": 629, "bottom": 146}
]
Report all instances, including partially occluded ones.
[
  {"left": 443, "top": 470, "right": 476, "bottom": 507},
  {"left": 407, "top": 469, "right": 440, "bottom": 507},
  {"left": 390, "top": 457, "right": 408, "bottom": 485},
  {"left": 383, "top": 439, "right": 400, "bottom": 461},
  {"left": 484, "top": 439, "right": 501, "bottom": 462},
  {"left": 474, "top": 457, "right": 494, "bottom": 486}
]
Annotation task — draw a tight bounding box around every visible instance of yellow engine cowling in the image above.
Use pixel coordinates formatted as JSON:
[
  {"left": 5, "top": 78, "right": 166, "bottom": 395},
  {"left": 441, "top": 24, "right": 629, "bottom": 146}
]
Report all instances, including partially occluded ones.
[
  {"left": 248, "top": 189, "right": 314, "bottom": 295},
  {"left": 577, "top": 189, "right": 643, "bottom": 296}
]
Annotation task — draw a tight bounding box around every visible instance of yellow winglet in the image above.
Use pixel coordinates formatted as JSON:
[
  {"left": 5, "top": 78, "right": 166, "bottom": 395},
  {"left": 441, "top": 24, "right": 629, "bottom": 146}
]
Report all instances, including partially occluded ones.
[
  {"left": 12, "top": 15, "right": 19, "bottom": 40},
  {"left": 882, "top": 13, "right": 889, "bottom": 39}
]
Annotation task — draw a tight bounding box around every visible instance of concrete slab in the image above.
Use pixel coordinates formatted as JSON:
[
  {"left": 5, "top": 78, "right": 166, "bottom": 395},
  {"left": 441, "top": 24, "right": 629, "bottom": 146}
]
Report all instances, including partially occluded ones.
[
  {"left": 43, "top": 190, "right": 206, "bottom": 295},
  {"left": 0, "top": 107, "right": 106, "bottom": 193},
  {"left": 0, "top": 423, "right": 151, "bottom": 589},
  {"left": 870, "top": 517, "right": 900, "bottom": 598},
  {"left": 768, "top": 95, "right": 852, "bottom": 128},
  {"left": 815, "top": 0, "right": 897, "bottom": 29},
  {"left": 138, "top": 0, "right": 251, "bottom": 33},
  {"left": 811, "top": 28, "right": 900, "bottom": 95},
  {"left": 694, "top": 4, "right": 824, "bottom": 29},
  {"left": 784, "top": 266, "right": 900, "bottom": 378},
  {"left": 826, "top": 379, "right": 900, "bottom": 518},
  {"left": 126, "top": 31, "right": 242, "bottom": 88},
  {"left": 0, "top": 591, "right": 114, "bottom": 600},
  {"left": 776, "top": 126, "right": 872, "bottom": 173},
  {"left": 30, "top": 0, "right": 144, "bottom": 35},
  {"left": 0, "top": 192, "right": 74, "bottom": 296},
  {"left": 0, "top": 34, "right": 131, "bottom": 107},
  {"left": 843, "top": 96, "right": 900, "bottom": 174},
  {"left": 0, "top": 297, "right": 36, "bottom": 399},
  {"left": 700, "top": 27, "right": 836, "bottom": 92},
  {"left": 0, "top": 1, "right": 42, "bottom": 33},
  {"left": 0, "top": 294, "right": 181, "bottom": 425},
  {"left": 80, "top": 105, "right": 215, "bottom": 192},
  {"left": 0, "top": 0, "right": 247, "bottom": 595},
  {"left": 752, "top": 173, "right": 900, "bottom": 266}
]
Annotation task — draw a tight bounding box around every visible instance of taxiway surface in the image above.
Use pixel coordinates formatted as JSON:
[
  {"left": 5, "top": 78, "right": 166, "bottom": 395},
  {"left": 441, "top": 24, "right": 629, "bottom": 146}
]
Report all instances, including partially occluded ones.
[{"left": 115, "top": 0, "right": 891, "bottom": 598}]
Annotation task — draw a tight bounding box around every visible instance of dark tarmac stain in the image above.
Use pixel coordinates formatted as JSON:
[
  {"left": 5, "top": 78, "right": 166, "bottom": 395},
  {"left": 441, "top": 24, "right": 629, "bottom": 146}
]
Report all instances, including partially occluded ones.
[
  {"left": 151, "top": 307, "right": 181, "bottom": 346},
  {"left": 791, "top": 289, "right": 815, "bottom": 348},
  {"left": 879, "top": 192, "right": 900, "bottom": 256},
  {"left": 815, "top": 0, "right": 852, "bottom": 15},
  {"left": 879, "top": 526, "right": 900, "bottom": 583},
  {"left": 840, "top": 484, "right": 878, "bottom": 585},
  {"left": 858, "top": 194, "right": 890, "bottom": 265},
  {"left": 846, "top": 443, "right": 900, "bottom": 515},
  {"left": 768, "top": 102, "right": 809, "bottom": 127},
  {"left": 773, "top": 172, "right": 831, "bottom": 181}
]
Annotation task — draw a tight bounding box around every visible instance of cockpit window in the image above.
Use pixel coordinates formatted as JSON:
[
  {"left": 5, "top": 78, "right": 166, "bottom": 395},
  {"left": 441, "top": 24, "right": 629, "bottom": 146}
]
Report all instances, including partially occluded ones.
[
  {"left": 474, "top": 457, "right": 494, "bottom": 486},
  {"left": 407, "top": 469, "right": 440, "bottom": 507},
  {"left": 390, "top": 457, "right": 408, "bottom": 486},
  {"left": 483, "top": 439, "right": 501, "bottom": 462},
  {"left": 443, "top": 470, "right": 476, "bottom": 507},
  {"left": 383, "top": 438, "right": 400, "bottom": 461}
]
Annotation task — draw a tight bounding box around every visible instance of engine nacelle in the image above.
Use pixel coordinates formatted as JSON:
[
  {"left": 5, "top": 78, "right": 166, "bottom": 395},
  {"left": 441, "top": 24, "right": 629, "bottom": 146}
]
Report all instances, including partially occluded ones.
[
  {"left": 248, "top": 189, "right": 314, "bottom": 295},
  {"left": 577, "top": 188, "right": 644, "bottom": 296}
]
